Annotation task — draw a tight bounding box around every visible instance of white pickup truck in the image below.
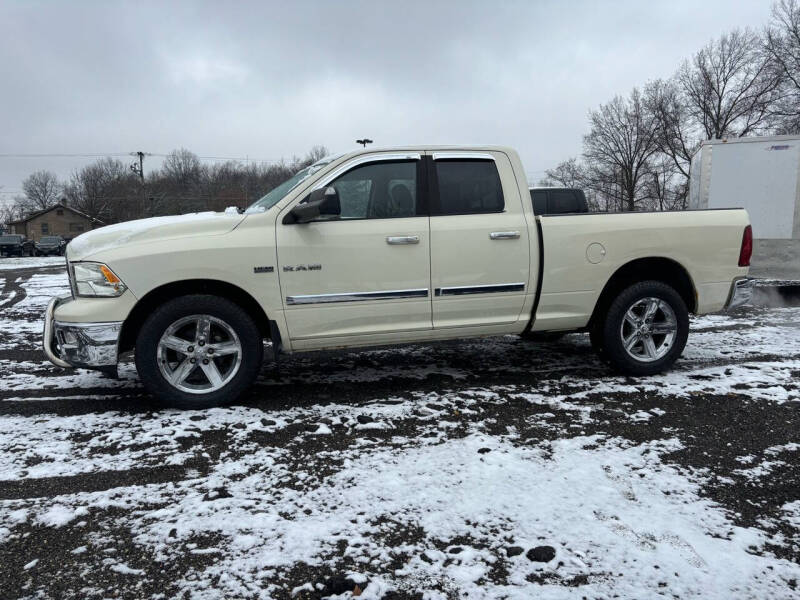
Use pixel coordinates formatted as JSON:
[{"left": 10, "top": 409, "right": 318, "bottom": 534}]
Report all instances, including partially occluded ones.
[{"left": 43, "top": 146, "right": 753, "bottom": 408}]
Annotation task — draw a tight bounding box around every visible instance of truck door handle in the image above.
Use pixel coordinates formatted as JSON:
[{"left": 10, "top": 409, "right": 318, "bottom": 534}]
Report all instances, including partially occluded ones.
[
  {"left": 386, "top": 236, "right": 420, "bottom": 245},
  {"left": 489, "top": 231, "right": 520, "bottom": 240}
]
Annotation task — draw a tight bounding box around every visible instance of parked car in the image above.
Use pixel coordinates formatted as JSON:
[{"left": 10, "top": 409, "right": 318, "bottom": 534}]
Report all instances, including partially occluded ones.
[
  {"left": 35, "top": 235, "right": 67, "bottom": 256},
  {"left": 0, "top": 234, "right": 34, "bottom": 257},
  {"left": 530, "top": 187, "right": 589, "bottom": 215},
  {"left": 44, "top": 146, "right": 752, "bottom": 408}
]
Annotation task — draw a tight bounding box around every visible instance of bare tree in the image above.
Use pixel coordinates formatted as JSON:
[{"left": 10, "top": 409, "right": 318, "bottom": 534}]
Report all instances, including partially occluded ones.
[
  {"left": 641, "top": 155, "right": 685, "bottom": 211},
  {"left": 162, "top": 148, "right": 203, "bottom": 188},
  {"left": 765, "top": 0, "right": 800, "bottom": 133},
  {"left": 64, "top": 158, "right": 134, "bottom": 223},
  {"left": 304, "top": 145, "right": 329, "bottom": 165},
  {"left": 645, "top": 79, "right": 697, "bottom": 179},
  {"left": 16, "top": 145, "right": 329, "bottom": 225},
  {"left": 1, "top": 196, "right": 27, "bottom": 228},
  {"left": 583, "top": 88, "right": 661, "bottom": 211},
  {"left": 679, "top": 29, "right": 783, "bottom": 139},
  {"left": 543, "top": 157, "right": 585, "bottom": 188},
  {"left": 21, "top": 170, "right": 62, "bottom": 212}
]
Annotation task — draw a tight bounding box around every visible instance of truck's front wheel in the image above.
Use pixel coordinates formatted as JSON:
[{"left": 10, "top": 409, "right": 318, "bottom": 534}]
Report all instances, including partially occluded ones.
[
  {"left": 600, "top": 281, "right": 689, "bottom": 376},
  {"left": 135, "top": 295, "right": 263, "bottom": 409}
]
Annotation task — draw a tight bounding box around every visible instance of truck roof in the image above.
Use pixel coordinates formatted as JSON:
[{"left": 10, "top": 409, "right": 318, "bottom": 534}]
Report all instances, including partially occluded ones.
[
  {"left": 699, "top": 133, "right": 800, "bottom": 147},
  {"left": 334, "top": 145, "right": 517, "bottom": 161},
  {"left": 529, "top": 186, "right": 582, "bottom": 191}
]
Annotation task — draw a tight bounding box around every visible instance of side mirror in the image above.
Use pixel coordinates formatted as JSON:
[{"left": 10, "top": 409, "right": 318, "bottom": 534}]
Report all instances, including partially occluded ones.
[{"left": 284, "top": 186, "right": 341, "bottom": 224}]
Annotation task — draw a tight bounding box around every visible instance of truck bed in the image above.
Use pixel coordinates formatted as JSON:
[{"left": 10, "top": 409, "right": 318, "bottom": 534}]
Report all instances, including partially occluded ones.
[{"left": 532, "top": 209, "right": 750, "bottom": 331}]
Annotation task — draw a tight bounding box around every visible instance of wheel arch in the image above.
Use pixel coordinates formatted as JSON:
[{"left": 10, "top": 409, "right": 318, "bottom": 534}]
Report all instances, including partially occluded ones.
[
  {"left": 119, "top": 279, "right": 275, "bottom": 353},
  {"left": 589, "top": 257, "right": 697, "bottom": 330}
]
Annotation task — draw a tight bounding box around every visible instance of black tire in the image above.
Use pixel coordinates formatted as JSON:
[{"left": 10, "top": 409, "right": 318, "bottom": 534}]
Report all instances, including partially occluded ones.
[
  {"left": 600, "top": 280, "right": 689, "bottom": 376},
  {"left": 135, "top": 294, "right": 263, "bottom": 409}
]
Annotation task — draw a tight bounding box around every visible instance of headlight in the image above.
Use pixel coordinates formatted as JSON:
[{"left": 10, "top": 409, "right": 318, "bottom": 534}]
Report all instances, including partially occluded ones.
[{"left": 72, "top": 262, "right": 127, "bottom": 297}]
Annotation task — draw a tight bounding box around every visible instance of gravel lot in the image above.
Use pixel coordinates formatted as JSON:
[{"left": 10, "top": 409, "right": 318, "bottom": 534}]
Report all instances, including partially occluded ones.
[{"left": 0, "top": 257, "right": 798, "bottom": 599}]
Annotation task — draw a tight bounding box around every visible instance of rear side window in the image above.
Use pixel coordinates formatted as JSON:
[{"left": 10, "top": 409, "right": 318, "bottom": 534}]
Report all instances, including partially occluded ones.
[
  {"left": 434, "top": 160, "right": 504, "bottom": 215},
  {"left": 547, "top": 189, "right": 581, "bottom": 214},
  {"left": 531, "top": 190, "right": 547, "bottom": 215}
]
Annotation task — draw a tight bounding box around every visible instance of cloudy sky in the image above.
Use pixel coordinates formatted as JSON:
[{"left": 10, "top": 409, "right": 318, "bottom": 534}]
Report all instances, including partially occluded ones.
[{"left": 0, "top": 0, "right": 774, "bottom": 201}]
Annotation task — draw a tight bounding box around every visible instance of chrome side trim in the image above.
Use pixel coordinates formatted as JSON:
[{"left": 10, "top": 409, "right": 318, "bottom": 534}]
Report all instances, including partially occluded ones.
[
  {"left": 287, "top": 288, "right": 429, "bottom": 306},
  {"left": 432, "top": 152, "right": 496, "bottom": 161},
  {"left": 435, "top": 282, "right": 526, "bottom": 297},
  {"left": 313, "top": 153, "right": 422, "bottom": 191}
]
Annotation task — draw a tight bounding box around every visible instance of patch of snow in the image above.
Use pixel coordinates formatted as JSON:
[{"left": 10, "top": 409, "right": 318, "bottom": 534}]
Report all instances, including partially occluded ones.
[
  {"left": 3, "top": 434, "right": 796, "bottom": 598},
  {"left": 109, "top": 563, "right": 145, "bottom": 576},
  {"left": 37, "top": 504, "right": 88, "bottom": 528},
  {"left": 0, "top": 256, "right": 64, "bottom": 270},
  {"left": 781, "top": 501, "right": 800, "bottom": 528}
]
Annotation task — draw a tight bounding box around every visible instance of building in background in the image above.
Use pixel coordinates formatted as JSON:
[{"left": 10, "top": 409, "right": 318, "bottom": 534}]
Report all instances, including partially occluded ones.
[
  {"left": 7, "top": 203, "right": 102, "bottom": 242},
  {"left": 689, "top": 134, "right": 800, "bottom": 281}
]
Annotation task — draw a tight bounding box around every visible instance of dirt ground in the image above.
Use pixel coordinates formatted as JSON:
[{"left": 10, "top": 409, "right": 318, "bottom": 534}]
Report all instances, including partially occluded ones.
[{"left": 1, "top": 257, "right": 798, "bottom": 599}]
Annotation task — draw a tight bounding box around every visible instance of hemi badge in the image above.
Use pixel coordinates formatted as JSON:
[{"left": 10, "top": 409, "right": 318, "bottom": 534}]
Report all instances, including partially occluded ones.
[{"left": 253, "top": 266, "right": 274, "bottom": 274}]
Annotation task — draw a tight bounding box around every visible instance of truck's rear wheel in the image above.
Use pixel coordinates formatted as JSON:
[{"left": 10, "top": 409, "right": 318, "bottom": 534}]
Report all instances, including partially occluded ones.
[
  {"left": 135, "top": 295, "right": 263, "bottom": 409},
  {"left": 600, "top": 281, "right": 688, "bottom": 376}
]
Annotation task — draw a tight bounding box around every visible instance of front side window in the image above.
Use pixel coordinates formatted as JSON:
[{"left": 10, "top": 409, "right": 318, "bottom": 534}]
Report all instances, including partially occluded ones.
[
  {"left": 434, "top": 159, "right": 504, "bottom": 215},
  {"left": 328, "top": 160, "right": 418, "bottom": 220}
]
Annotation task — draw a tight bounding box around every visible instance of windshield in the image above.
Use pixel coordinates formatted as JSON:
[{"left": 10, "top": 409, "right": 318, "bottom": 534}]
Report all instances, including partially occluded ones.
[
  {"left": 245, "top": 155, "right": 341, "bottom": 213},
  {"left": 40, "top": 236, "right": 61, "bottom": 243},
  {"left": 0, "top": 235, "right": 22, "bottom": 243}
]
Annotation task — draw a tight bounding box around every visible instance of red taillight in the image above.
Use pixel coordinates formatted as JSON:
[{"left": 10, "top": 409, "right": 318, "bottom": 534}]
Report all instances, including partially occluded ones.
[{"left": 738, "top": 225, "right": 752, "bottom": 267}]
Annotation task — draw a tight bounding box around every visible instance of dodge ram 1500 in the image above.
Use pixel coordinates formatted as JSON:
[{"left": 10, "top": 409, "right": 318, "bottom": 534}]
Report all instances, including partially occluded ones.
[{"left": 43, "top": 146, "right": 753, "bottom": 408}]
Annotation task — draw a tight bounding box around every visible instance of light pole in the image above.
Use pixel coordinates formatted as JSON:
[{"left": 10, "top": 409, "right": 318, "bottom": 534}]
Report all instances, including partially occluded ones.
[{"left": 356, "top": 138, "right": 373, "bottom": 148}]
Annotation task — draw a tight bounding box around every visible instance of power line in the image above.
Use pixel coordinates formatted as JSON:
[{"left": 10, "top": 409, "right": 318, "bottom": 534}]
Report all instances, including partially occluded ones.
[
  {"left": 0, "top": 152, "right": 286, "bottom": 164},
  {"left": 0, "top": 153, "right": 131, "bottom": 158},
  {"left": 149, "top": 153, "right": 285, "bottom": 164}
]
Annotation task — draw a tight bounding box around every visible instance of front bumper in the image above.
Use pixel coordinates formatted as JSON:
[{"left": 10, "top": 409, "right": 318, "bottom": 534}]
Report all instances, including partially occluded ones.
[
  {"left": 43, "top": 296, "right": 122, "bottom": 368},
  {"left": 725, "top": 278, "right": 753, "bottom": 310}
]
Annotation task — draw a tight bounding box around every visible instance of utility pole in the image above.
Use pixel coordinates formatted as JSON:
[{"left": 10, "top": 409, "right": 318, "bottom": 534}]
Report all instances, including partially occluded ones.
[
  {"left": 130, "top": 151, "right": 151, "bottom": 218},
  {"left": 356, "top": 138, "right": 373, "bottom": 148},
  {"left": 129, "top": 151, "right": 150, "bottom": 182}
]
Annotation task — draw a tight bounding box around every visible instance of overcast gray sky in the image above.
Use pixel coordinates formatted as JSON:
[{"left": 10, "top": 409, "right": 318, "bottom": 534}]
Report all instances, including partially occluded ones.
[{"left": 0, "top": 0, "right": 774, "bottom": 201}]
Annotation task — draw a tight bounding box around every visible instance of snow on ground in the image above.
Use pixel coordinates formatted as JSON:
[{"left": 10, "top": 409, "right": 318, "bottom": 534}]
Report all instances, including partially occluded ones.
[
  {"left": 0, "top": 256, "right": 64, "bottom": 271},
  {"left": 0, "top": 262, "right": 798, "bottom": 599}
]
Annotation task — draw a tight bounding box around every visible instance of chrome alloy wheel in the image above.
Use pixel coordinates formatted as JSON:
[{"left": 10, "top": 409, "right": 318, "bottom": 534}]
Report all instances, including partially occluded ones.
[
  {"left": 619, "top": 297, "right": 677, "bottom": 363},
  {"left": 157, "top": 314, "right": 242, "bottom": 394}
]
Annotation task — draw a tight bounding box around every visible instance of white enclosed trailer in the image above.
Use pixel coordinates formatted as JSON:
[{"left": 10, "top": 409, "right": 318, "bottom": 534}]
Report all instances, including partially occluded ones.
[{"left": 689, "top": 134, "right": 800, "bottom": 280}]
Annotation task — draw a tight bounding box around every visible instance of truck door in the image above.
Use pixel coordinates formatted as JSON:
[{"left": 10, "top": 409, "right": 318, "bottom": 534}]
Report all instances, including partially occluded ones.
[
  {"left": 428, "top": 151, "right": 530, "bottom": 328},
  {"left": 276, "top": 153, "right": 432, "bottom": 342}
]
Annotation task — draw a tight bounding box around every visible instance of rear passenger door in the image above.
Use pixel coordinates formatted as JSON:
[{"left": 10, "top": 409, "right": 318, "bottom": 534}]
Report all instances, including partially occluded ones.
[{"left": 428, "top": 151, "right": 530, "bottom": 328}]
